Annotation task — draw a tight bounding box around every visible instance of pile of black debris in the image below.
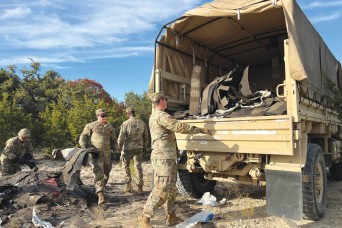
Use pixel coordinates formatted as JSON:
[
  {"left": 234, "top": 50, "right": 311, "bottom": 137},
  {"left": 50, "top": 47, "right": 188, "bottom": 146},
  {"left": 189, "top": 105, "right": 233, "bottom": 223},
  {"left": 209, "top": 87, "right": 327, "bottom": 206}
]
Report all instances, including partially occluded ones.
[
  {"left": 0, "top": 162, "right": 97, "bottom": 227},
  {"left": 174, "top": 66, "right": 287, "bottom": 120}
]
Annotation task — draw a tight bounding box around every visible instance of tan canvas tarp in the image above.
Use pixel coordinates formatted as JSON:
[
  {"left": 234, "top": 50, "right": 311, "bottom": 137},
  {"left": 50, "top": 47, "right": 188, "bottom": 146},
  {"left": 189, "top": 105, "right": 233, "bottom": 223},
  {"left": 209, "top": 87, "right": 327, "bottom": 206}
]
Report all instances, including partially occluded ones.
[{"left": 149, "top": 0, "right": 341, "bottom": 100}]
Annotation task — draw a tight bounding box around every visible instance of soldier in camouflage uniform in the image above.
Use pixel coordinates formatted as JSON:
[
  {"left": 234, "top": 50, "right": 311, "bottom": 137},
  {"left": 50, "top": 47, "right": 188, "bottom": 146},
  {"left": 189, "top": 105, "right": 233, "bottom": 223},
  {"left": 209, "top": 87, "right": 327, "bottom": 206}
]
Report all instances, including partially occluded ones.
[
  {"left": 118, "top": 107, "right": 148, "bottom": 195},
  {"left": 79, "top": 108, "right": 119, "bottom": 205},
  {"left": 0, "top": 128, "right": 33, "bottom": 176},
  {"left": 140, "top": 92, "right": 211, "bottom": 227}
]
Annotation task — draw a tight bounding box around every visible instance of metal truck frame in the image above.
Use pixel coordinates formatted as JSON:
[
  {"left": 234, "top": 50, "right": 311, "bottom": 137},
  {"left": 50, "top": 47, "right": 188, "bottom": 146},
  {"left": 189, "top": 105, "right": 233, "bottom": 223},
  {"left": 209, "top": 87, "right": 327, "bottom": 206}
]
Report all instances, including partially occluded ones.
[{"left": 148, "top": 0, "right": 342, "bottom": 221}]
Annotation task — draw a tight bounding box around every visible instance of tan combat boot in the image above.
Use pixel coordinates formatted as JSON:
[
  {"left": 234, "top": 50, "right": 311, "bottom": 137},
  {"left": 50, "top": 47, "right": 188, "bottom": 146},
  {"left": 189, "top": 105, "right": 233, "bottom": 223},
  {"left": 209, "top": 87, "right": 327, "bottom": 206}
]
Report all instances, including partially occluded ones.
[
  {"left": 137, "top": 186, "right": 143, "bottom": 195},
  {"left": 140, "top": 215, "right": 152, "bottom": 228},
  {"left": 125, "top": 183, "right": 133, "bottom": 193},
  {"left": 166, "top": 212, "right": 178, "bottom": 226},
  {"left": 97, "top": 192, "right": 105, "bottom": 205}
]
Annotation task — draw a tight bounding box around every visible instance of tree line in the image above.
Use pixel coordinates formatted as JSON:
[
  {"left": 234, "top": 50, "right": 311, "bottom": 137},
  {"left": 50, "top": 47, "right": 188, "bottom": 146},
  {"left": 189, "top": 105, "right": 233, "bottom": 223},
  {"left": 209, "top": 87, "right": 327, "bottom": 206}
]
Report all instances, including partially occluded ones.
[{"left": 0, "top": 62, "right": 151, "bottom": 153}]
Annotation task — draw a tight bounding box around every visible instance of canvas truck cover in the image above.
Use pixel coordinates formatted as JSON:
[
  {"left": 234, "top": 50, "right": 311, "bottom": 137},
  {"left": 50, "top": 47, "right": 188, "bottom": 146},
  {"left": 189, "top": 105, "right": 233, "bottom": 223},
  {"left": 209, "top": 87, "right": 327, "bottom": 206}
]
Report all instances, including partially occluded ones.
[{"left": 149, "top": 0, "right": 342, "bottom": 103}]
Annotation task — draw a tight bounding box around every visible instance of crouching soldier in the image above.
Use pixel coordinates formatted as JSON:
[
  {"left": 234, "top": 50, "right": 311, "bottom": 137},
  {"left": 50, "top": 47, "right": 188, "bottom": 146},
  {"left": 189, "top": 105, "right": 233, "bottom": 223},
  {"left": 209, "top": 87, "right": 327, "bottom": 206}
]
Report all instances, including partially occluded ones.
[
  {"left": 79, "top": 108, "right": 119, "bottom": 205},
  {"left": 0, "top": 128, "right": 33, "bottom": 176}
]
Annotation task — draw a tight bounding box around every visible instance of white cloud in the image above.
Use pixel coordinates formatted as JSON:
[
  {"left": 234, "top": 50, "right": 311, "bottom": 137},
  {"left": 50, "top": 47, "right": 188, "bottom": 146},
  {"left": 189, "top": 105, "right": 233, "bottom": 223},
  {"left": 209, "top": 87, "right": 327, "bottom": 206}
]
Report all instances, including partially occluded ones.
[
  {"left": 303, "top": 1, "right": 342, "bottom": 9},
  {"left": 311, "top": 12, "right": 341, "bottom": 23},
  {"left": 0, "top": 0, "right": 201, "bottom": 65},
  {"left": 0, "top": 45, "right": 154, "bottom": 66},
  {"left": 0, "top": 6, "right": 31, "bottom": 20}
]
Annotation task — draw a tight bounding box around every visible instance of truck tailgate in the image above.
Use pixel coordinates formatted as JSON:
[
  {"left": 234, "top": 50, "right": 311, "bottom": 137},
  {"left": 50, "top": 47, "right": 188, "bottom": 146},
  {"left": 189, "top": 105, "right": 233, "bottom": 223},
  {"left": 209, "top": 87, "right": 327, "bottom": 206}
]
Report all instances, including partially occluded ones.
[{"left": 176, "top": 115, "right": 294, "bottom": 155}]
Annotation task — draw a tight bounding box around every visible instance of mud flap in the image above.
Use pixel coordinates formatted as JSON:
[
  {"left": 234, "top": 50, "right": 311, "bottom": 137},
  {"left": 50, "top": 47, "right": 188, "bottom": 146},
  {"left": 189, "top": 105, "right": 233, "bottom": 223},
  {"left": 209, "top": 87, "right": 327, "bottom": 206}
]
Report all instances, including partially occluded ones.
[{"left": 266, "top": 169, "right": 303, "bottom": 221}]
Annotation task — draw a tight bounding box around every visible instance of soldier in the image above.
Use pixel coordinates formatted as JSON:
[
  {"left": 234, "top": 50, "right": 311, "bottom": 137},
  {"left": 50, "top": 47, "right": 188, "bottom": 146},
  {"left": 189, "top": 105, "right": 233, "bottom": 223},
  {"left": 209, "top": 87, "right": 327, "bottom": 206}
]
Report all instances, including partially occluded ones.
[
  {"left": 0, "top": 128, "right": 33, "bottom": 176},
  {"left": 118, "top": 107, "right": 148, "bottom": 195},
  {"left": 140, "top": 92, "right": 211, "bottom": 227},
  {"left": 79, "top": 108, "right": 119, "bottom": 205}
]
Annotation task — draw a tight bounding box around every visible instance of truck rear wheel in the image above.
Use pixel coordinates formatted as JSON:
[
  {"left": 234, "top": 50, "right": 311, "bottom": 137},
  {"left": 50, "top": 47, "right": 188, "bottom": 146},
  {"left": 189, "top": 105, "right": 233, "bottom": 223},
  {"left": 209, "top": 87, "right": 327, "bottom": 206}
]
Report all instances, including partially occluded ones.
[
  {"left": 176, "top": 151, "right": 216, "bottom": 199},
  {"left": 176, "top": 169, "right": 216, "bottom": 199},
  {"left": 329, "top": 162, "right": 342, "bottom": 181},
  {"left": 302, "top": 144, "right": 327, "bottom": 220}
]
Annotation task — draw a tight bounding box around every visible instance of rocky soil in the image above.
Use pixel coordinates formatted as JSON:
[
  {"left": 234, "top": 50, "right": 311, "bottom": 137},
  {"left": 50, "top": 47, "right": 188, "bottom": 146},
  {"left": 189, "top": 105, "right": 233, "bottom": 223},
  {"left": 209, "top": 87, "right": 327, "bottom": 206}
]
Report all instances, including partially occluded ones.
[{"left": 1, "top": 158, "right": 342, "bottom": 228}]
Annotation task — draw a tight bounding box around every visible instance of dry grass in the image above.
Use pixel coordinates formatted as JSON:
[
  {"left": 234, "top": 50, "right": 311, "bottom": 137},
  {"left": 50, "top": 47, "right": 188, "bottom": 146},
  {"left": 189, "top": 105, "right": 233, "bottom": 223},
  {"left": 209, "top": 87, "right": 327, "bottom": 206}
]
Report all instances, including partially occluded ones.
[
  {"left": 70, "top": 217, "right": 87, "bottom": 227},
  {"left": 91, "top": 206, "right": 106, "bottom": 221}
]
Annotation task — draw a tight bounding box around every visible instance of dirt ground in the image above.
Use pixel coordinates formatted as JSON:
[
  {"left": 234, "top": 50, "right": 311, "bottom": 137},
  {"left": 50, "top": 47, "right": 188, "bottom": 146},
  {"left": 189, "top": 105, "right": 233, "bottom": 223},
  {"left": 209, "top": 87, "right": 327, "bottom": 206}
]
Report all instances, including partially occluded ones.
[{"left": 1, "top": 158, "right": 342, "bottom": 228}]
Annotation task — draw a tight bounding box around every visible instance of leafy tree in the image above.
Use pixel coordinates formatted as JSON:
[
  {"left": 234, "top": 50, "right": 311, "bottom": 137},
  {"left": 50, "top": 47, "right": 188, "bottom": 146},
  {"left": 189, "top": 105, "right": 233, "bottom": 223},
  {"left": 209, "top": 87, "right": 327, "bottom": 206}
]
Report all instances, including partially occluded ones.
[
  {"left": 66, "top": 79, "right": 113, "bottom": 105},
  {"left": 40, "top": 99, "right": 71, "bottom": 149},
  {"left": 14, "top": 62, "right": 65, "bottom": 119},
  {"left": 0, "top": 66, "right": 21, "bottom": 98},
  {"left": 0, "top": 92, "right": 31, "bottom": 148},
  {"left": 0, "top": 63, "right": 129, "bottom": 151},
  {"left": 67, "top": 95, "right": 99, "bottom": 144}
]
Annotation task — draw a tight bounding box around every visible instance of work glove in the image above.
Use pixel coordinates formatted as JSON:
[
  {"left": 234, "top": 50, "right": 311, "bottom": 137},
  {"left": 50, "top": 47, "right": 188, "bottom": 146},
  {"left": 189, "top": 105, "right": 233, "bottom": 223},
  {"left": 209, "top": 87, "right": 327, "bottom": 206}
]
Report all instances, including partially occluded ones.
[
  {"left": 200, "top": 127, "right": 212, "bottom": 136},
  {"left": 22, "top": 153, "right": 33, "bottom": 161},
  {"left": 12, "top": 156, "right": 22, "bottom": 163}
]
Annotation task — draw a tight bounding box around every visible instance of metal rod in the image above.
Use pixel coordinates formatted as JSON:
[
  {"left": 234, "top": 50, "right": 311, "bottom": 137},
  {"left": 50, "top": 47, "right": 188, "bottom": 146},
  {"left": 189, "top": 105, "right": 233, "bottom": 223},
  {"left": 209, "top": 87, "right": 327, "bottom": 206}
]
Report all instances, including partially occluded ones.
[
  {"left": 227, "top": 17, "right": 270, "bottom": 50},
  {"left": 154, "top": 16, "right": 186, "bottom": 91},
  {"left": 216, "top": 31, "right": 287, "bottom": 52},
  {"left": 183, "top": 17, "right": 222, "bottom": 35}
]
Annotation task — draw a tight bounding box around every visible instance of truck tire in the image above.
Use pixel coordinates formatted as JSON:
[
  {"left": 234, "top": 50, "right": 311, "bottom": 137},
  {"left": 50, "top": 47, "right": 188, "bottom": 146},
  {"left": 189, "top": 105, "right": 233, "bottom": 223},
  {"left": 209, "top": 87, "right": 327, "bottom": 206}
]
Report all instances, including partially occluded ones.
[
  {"left": 176, "top": 169, "right": 216, "bottom": 199},
  {"left": 302, "top": 143, "right": 327, "bottom": 220},
  {"left": 329, "top": 162, "right": 342, "bottom": 181},
  {"left": 176, "top": 151, "right": 216, "bottom": 199}
]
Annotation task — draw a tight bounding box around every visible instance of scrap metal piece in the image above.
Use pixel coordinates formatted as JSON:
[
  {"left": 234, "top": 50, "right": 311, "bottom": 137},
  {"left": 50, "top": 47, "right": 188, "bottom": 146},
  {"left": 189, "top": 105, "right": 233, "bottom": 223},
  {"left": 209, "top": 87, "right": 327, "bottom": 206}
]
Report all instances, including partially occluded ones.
[
  {"left": 32, "top": 207, "right": 54, "bottom": 228},
  {"left": 16, "top": 193, "right": 43, "bottom": 208},
  {"left": 0, "top": 185, "right": 19, "bottom": 205},
  {"left": 265, "top": 100, "right": 287, "bottom": 115},
  {"left": 239, "top": 66, "right": 252, "bottom": 97},
  {"left": 61, "top": 148, "right": 98, "bottom": 190}
]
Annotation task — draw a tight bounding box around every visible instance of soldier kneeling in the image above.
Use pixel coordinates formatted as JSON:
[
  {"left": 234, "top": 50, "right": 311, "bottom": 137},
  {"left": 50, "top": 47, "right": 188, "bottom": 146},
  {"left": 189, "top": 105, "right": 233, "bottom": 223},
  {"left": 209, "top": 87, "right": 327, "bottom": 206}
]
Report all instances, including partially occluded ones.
[{"left": 0, "top": 128, "right": 34, "bottom": 176}]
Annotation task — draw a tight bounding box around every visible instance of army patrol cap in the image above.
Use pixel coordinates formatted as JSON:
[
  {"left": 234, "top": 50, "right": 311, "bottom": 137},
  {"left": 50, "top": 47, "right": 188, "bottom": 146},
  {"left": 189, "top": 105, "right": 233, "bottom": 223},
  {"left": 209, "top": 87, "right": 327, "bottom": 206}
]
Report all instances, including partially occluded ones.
[
  {"left": 126, "top": 107, "right": 135, "bottom": 114},
  {"left": 150, "top": 92, "right": 166, "bottom": 103},
  {"left": 95, "top": 108, "right": 107, "bottom": 116},
  {"left": 18, "top": 128, "right": 31, "bottom": 138}
]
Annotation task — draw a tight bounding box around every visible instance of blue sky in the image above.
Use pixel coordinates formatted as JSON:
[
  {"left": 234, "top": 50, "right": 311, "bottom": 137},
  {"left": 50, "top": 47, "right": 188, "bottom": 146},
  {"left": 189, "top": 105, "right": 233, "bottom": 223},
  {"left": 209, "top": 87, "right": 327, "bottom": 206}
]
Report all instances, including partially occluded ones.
[{"left": 0, "top": 0, "right": 341, "bottom": 101}]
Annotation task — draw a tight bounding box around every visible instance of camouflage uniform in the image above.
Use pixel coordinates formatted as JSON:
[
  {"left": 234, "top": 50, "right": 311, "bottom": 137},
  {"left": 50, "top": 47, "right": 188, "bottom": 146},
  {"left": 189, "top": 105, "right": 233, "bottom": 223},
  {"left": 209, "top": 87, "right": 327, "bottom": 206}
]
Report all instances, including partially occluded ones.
[
  {"left": 118, "top": 110, "right": 148, "bottom": 187},
  {"left": 0, "top": 129, "right": 33, "bottom": 175},
  {"left": 143, "top": 108, "right": 203, "bottom": 218},
  {"left": 79, "top": 111, "right": 118, "bottom": 193}
]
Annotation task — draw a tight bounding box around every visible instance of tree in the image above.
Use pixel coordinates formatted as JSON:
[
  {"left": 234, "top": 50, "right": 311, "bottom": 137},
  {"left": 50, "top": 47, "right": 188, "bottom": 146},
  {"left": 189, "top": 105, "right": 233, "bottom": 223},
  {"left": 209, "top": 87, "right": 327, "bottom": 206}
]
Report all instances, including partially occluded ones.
[
  {"left": 14, "top": 62, "right": 65, "bottom": 119},
  {"left": 0, "top": 66, "right": 21, "bottom": 99},
  {"left": 0, "top": 63, "right": 128, "bottom": 150},
  {"left": 66, "top": 79, "right": 113, "bottom": 105},
  {"left": 40, "top": 99, "right": 71, "bottom": 148},
  {"left": 0, "top": 92, "right": 31, "bottom": 148}
]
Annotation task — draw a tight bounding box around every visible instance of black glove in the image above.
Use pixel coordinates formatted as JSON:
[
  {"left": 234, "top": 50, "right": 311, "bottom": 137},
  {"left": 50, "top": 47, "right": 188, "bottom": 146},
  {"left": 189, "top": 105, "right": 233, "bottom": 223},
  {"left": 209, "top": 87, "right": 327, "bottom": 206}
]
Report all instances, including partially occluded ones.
[
  {"left": 22, "top": 153, "right": 33, "bottom": 161},
  {"left": 12, "top": 156, "right": 22, "bottom": 163}
]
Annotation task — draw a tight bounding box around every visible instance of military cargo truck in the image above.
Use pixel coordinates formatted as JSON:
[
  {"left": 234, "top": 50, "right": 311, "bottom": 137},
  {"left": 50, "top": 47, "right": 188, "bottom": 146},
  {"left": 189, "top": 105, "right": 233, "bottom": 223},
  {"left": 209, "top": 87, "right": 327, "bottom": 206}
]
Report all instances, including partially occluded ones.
[{"left": 148, "top": 0, "right": 342, "bottom": 221}]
